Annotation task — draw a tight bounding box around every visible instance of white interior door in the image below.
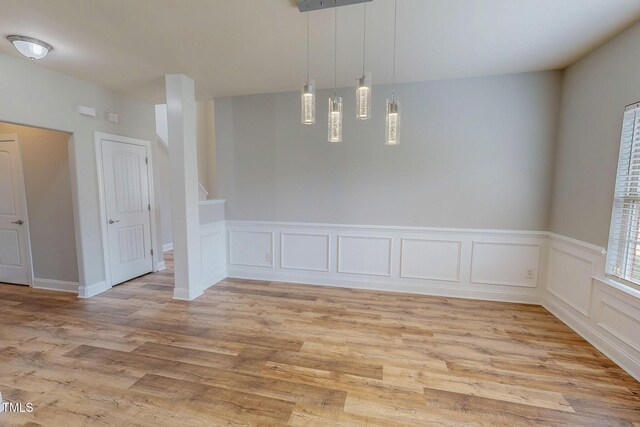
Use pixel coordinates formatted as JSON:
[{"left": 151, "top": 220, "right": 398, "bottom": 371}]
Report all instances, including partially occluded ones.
[
  {"left": 0, "top": 135, "right": 31, "bottom": 285},
  {"left": 101, "top": 139, "right": 153, "bottom": 285}
]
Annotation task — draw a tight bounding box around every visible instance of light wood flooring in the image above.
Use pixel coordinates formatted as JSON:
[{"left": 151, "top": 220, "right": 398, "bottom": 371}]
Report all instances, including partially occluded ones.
[{"left": 0, "top": 252, "right": 639, "bottom": 426}]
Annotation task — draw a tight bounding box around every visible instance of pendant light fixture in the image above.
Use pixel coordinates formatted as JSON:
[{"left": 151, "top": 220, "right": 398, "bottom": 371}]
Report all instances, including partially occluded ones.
[
  {"left": 328, "top": 6, "right": 343, "bottom": 143},
  {"left": 385, "top": 0, "right": 401, "bottom": 145},
  {"left": 356, "top": 3, "right": 371, "bottom": 120},
  {"left": 301, "top": 11, "right": 316, "bottom": 125}
]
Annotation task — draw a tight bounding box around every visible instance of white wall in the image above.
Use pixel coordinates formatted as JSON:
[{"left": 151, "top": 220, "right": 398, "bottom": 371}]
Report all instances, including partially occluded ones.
[
  {"left": 196, "top": 100, "right": 217, "bottom": 197},
  {"left": 0, "top": 52, "right": 157, "bottom": 291},
  {"left": 157, "top": 142, "right": 173, "bottom": 249},
  {"left": 215, "top": 71, "right": 561, "bottom": 231},
  {"left": 550, "top": 21, "right": 640, "bottom": 247},
  {"left": 0, "top": 122, "right": 79, "bottom": 284}
]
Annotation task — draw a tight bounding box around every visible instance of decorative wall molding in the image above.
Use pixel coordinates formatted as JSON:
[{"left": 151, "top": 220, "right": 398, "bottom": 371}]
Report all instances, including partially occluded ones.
[
  {"left": 32, "top": 278, "right": 79, "bottom": 293},
  {"left": 400, "top": 238, "right": 462, "bottom": 282},
  {"left": 543, "top": 235, "right": 640, "bottom": 381},
  {"left": 226, "top": 221, "right": 546, "bottom": 304},
  {"left": 280, "top": 232, "right": 330, "bottom": 272},
  {"left": 200, "top": 221, "right": 227, "bottom": 292},
  {"left": 470, "top": 241, "right": 541, "bottom": 288},
  {"left": 337, "top": 235, "right": 393, "bottom": 277}
]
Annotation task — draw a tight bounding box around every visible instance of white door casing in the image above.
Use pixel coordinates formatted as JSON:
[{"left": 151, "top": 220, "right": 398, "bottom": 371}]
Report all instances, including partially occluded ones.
[
  {"left": 100, "top": 138, "right": 153, "bottom": 285},
  {"left": 0, "top": 135, "right": 32, "bottom": 285}
]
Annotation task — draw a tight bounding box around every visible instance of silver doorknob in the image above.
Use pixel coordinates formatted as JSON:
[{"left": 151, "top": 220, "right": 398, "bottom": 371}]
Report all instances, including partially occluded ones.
[
  {"left": 108, "top": 219, "right": 120, "bottom": 224},
  {"left": 11, "top": 220, "right": 23, "bottom": 225}
]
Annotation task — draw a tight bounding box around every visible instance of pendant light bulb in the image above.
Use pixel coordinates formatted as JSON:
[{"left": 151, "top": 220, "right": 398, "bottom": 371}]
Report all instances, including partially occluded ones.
[
  {"left": 385, "top": 97, "right": 400, "bottom": 145},
  {"left": 301, "top": 11, "right": 315, "bottom": 125},
  {"left": 356, "top": 4, "right": 371, "bottom": 120},
  {"left": 328, "top": 7, "right": 342, "bottom": 143},
  {"left": 385, "top": 0, "right": 401, "bottom": 145},
  {"left": 302, "top": 80, "right": 316, "bottom": 125},
  {"left": 328, "top": 96, "right": 343, "bottom": 143},
  {"left": 356, "top": 73, "right": 372, "bottom": 120}
]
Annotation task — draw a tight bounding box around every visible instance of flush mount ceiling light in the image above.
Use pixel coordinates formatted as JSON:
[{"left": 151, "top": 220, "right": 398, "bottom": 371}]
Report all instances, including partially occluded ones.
[{"left": 7, "top": 35, "right": 52, "bottom": 60}]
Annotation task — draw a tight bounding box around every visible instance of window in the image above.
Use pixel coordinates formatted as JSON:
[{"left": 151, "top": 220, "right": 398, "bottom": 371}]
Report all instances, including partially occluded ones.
[{"left": 607, "top": 102, "right": 640, "bottom": 288}]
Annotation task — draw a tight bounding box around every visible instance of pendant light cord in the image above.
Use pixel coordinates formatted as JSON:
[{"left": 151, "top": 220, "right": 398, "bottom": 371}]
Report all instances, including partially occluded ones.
[
  {"left": 392, "top": 0, "right": 397, "bottom": 100},
  {"left": 362, "top": 3, "right": 366, "bottom": 75},
  {"left": 306, "top": 10, "right": 310, "bottom": 83},
  {"left": 334, "top": 5, "right": 338, "bottom": 96}
]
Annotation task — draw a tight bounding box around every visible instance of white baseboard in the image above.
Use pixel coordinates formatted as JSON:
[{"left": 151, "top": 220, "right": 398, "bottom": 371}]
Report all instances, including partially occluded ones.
[
  {"left": 78, "top": 280, "right": 110, "bottom": 298},
  {"left": 543, "top": 296, "right": 640, "bottom": 382},
  {"left": 227, "top": 267, "right": 542, "bottom": 304},
  {"left": 163, "top": 243, "right": 173, "bottom": 252},
  {"left": 201, "top": 265, "right": 227, "bottom": 293},
  {"left": 32, "top": 278, "right": 79, "bottom": 293},
  {"left": 156, "top": 261, "right": 167, "bottom": 271},
  {"left": 173, "top": 287, "right": 203, "bottom": 301}
]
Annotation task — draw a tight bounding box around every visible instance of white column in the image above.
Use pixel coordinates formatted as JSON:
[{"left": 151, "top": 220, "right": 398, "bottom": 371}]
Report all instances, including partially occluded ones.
[{"left": 166, "top": 74, "right": 201, "bottom": 300}]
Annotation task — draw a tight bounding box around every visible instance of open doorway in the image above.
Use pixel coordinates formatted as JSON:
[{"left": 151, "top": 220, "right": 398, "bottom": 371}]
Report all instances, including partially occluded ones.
[{"left": 0, "top": 122, "right": 79, "bottom": 291}]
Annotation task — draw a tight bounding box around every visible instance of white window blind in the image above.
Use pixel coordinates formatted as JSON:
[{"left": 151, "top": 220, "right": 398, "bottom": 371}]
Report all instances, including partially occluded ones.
[{"left": 607, "top": 103, "right": 640, "bottom": 288}]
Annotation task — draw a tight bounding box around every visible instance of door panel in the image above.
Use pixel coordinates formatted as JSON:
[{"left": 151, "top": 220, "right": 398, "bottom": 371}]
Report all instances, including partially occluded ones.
[
  {"left": 101, "top": 139, "right": 153, "bottom": 285},
  {"left": 0, "top": 136, "right": 30, "bottom": 285}
]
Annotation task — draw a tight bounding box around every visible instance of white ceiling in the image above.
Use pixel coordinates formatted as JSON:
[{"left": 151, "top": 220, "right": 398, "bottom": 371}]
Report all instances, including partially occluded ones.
[{"left": 1, "top": 0, "right": 639, "bottom": 103}]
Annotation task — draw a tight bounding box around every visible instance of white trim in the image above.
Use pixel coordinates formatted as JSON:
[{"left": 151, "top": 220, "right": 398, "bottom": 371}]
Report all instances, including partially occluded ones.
[
  {"left": 199, "top": 199, "right": 226, "bottom": 206},
  {"left": 226, "top": 220, "right": 548, "bottom": 237},
  {"left": 94, "top": 132, "right": 158, "bottom": 291},
  {"left": 163, "top": 243, "right": 174, "bottom": 252},
  {"left": 77, "top": 280, "right": 110, "bottom": 298},
  {"left": 547, "top": 232, "right": 607, "bottom": 255},
  {"left": 32, "top": 278, "right": 79, "bottom": 293},
  {"left": 227, "top": 265, "right": 542, "bottom": 304},
  {"left": 543, "top": 296, "right": 640, "bottom": 382},
  {"left": 156, "top": 261, "right": 167, "bottom": 271},
  {"left": 173, "top": 287, "right": 203, "bottom": 301}
]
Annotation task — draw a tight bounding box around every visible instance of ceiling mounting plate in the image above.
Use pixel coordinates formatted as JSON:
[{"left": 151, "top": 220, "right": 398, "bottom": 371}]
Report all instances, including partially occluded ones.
[{"left": 296, "top": 0, "right": 373, "bottom": 12}]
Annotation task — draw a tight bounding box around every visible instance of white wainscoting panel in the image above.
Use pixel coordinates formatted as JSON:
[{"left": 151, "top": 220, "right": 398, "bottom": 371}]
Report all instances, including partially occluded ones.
[
  {"left": 338, "top": 235, "right": 392, "bottom": 277},
  {"left": 471, "top": 242, "right": 540, "bottom": 287},
  {"left": 400, "top": 238, "right": 461, "bottom": 282},
  {"left": 200, "top": 221, "right": 227, "bottom": 291},
  {"left": 228, "top": 230, "right": 273, "bottom": 268},
  {"left": 543, "top": 234, "right": 640, "bottom": 381},
  {"left": 598, "top": 298, "right": 640, "bottom": 351},
  {"left": 281, "top": 233, "right": 330, "bottom": 272},
  {"left": 226, "top": 221, "right": 545, "bottom": 303},
  {"left": 546, "top": 240, "right": 598, "bottom": 316}
]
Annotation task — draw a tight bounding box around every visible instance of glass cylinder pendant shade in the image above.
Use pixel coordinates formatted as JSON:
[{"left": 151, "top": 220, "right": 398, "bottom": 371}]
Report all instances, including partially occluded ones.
[
  {"left": 385, "top": 98, "right": 400, "bottom": 145},
  {"left": 301, "top": 80, "right": 316, "bottom": 125},
  {"left": 328, "top": 96, "right": 343, "bottom": 143},
  {"left": 355, "top": 72, "right": 372, "bottom": 120}
]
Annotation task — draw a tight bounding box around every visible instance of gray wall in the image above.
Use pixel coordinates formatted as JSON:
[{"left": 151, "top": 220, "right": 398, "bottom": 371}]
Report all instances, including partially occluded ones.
[
  {"left": 216, "top": 71, "right": 561, "bottom": 231},
  {"left": 0, "top": 122, "right": 79, "bottom": 283},
  {"left": 550, "top": 21, "right": 640, "bottom": 247}
]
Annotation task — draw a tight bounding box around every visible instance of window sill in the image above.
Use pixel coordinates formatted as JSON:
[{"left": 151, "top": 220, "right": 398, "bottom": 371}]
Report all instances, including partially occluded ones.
[{"left": 593, "top": 276, "right": 640, "bottom": 300}]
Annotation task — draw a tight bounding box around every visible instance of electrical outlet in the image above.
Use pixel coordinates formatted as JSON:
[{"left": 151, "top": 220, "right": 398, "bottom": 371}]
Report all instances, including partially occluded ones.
[{"left": 525, "top": 268, "right": 534, "bottom": 279}]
